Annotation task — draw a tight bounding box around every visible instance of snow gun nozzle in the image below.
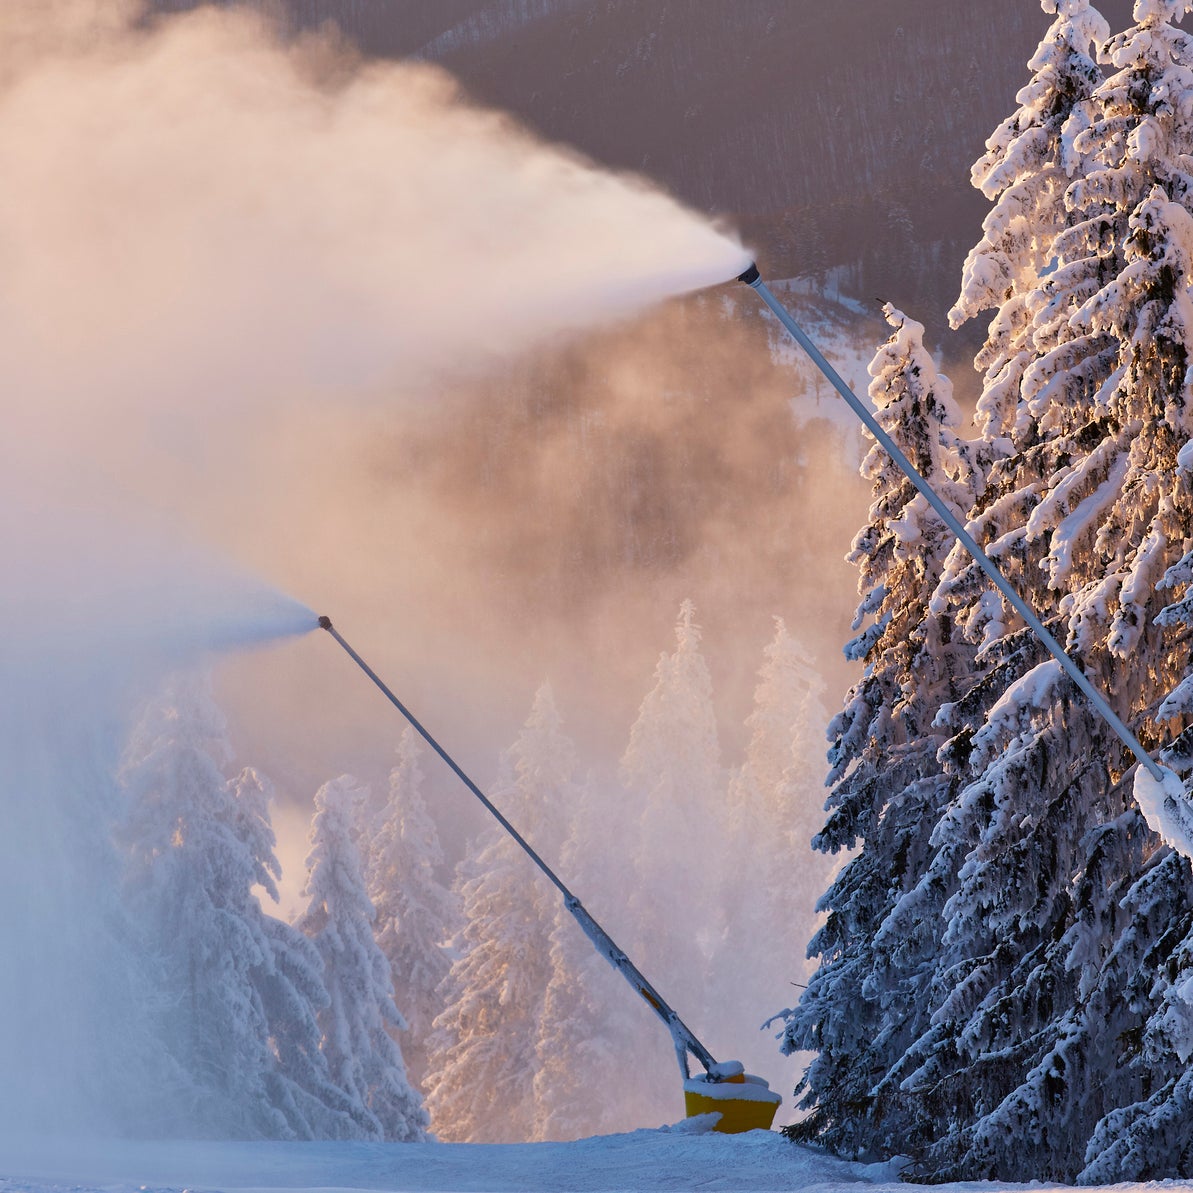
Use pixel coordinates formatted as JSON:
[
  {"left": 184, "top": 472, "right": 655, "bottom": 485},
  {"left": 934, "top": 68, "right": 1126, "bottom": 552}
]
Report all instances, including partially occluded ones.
[
  {"left": 317, "top": 615, "right": 333, "bottom": 631},
  {"left": 736, "top": 262, "right": 761, "bottom": 286}
]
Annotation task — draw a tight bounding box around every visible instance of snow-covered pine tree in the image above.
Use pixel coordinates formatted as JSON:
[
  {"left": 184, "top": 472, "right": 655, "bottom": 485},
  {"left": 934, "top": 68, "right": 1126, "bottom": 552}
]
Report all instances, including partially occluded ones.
[
  {"left": 1077, "top": 845, "right": 1193, "bottom": 1181},
  {"left": 1064, "top": 3, "right": 1193, "bottom": 1179},
  {"left": 620, "top": 600, "right": 725, "bottom": 1033},
  {"left": 784, "top": 304, "right": 981, "bottom": 1160},
  {"left": 424, "top": 683, "right": 574, "bottom": 1143},
  {"left": 950, "top": 0, "right": 1109, "bottom": 444},
  {"left": 878, "top": 1, "right": 1193, "bottom": 1179},
  {"left": 709, "top": 618, "right": 829, "bottom": 1084},
  {"left": 531, "top": 770, "right": 666, "bottom": 1139},
  {"left": 121, "top": 671, "right": 356, "bottom": 1139},
  {"left": 724, "top": 618, "right": 827, "bottom": 927},
  {"left": 299, "top": 775, "right": 428, "bottom": 1142},
  {"left": 8, "top": 680, "right": 174, "bottom": 1136},
  {"left": 361, "top": 727, "right": 459, "bottom": 1094}
]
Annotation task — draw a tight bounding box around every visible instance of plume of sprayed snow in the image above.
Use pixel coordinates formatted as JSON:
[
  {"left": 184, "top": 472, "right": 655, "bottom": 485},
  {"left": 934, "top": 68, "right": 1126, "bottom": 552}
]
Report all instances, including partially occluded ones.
[
  {"left": 0, "top": 0, "right": 761, "bottom": 1141},
  {"left": 1, "top": 501, "right": 317, "bottom": 674},
  {"left": 0, "top": 0, "right": 750, "bottom": 473},
  {"left": 0, "top": 0, "right": 753, "bottom": 666},
  {"left": 0, "top": 0, "right": 864, "bottom": 1144}
]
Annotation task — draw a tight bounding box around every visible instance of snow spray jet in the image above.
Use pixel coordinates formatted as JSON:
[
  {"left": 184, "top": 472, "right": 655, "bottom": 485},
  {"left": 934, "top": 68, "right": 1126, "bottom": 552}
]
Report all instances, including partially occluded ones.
[
  {"left": 314, "top": 615, "right": 783, "bottom": 1132},
  {"left": 0, "top": 0, "right": 750, "bottom": 476},
  {"left": 0, "top": 0, "right": 752, "bottom": 679},
  {"left": 0, "top": 0, "right": 759, "bottom": 792},
  {"left": 733, "top": 265, "right": 1193, "bottom": 856}
]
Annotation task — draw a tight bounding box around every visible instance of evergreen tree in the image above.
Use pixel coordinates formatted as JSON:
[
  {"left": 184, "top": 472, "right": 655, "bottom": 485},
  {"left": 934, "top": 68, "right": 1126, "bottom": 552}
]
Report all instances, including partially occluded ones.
[
  {"left": 711, "top": 619, "right": 828, "bottom": 1085},
  {"left": 620, "top": 600, "right": 725, "bottom": 1029},
  {"left": 784, "top": 305, "right": 981, "bottom": 1159},
  {"left": 362, "top": 727, "right": 459, "bottom": 1094},
  {"left": 841, "top": 1, "right": 1193, "bottom": 1179},
  {"left": 7, "top": 680, "right": 176, "bottom": 1137},
  {"left": 424, "top": 684, "right": 573, "bottom": 1142},
  {"left": 531, "top": 771, "right": 664, "bottom": 1139},
  {"left": 121, "top": 671, "right": 355, "bottom": 1139},
  {"left": 950, "top": 0, "right": 1109, "bottom": 443},
  {"left": 726, "top": 619, "right": 827, "bottom": 906},
  {"left": 300, "top": 775, "right": 428, "bottom": 1142}
]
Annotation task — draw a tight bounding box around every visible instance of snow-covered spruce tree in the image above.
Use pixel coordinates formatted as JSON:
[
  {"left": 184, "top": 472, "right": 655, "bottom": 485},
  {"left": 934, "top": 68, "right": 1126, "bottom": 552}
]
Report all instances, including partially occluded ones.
[
  {"left": 1082, "top": 546, "right": 1193, "bottom": 1181},
  {"left": 708, "top": 618, "right": 829, "bottom": 1082},
  {"left": 722, "top": 618, "right": 827, "bottom": 937},
  {"left": 1075, "top": 4, "right": 1193, "bottom": 1178},
  {"left": 121, "top": 671, "right": 356, "bottom": 1139},
  {"left": 950, "top": 0, "right": 1109, "bottom": 444},
  {"left": 882, "top": 2, "right": 1193, "bottom": 1179},
  {"left": 424, "top": 683, "right": 574, "bottom": 1143},
  {"left": 532, "top": 771, "right": 665, "bottom": 1139},
  {"left": 299, "top": 775, "right": 428, "bottom": 1142},
  {"left": 620, "top": 600, "right": 725, "bottom": 1032},
  {"left": 26, "top": 688, "right": 179, "bottom": 1136},
  {"left": 783, "top": 305, "right": 981, "bottom": 1160},
  {"left": 361, "top": 727, "right": 459, "bottom": 1094},
  {"left": 1078, "top": 844, "right": 1193, "bottom": 1181}
]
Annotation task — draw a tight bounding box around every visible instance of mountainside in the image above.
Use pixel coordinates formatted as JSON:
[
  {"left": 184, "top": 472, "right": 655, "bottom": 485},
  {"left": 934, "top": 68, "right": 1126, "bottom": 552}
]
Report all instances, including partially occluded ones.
[{"left": 157, "top": 0, "right": 1135, "bottom": 331}]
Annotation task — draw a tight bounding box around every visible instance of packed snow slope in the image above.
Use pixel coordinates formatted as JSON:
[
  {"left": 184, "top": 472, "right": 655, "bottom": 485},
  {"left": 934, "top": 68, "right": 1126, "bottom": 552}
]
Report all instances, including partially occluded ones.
[
  {"left": 7, "top": 1126, "right": 1193, "bottom": 1192},
  {"left": 0, "top": 1129, "right": 898, "bottom": 1193}
]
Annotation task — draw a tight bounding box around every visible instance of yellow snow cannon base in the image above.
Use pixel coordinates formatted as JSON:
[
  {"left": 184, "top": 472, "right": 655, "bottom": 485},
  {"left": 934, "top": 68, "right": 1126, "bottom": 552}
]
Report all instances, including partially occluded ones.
[{"left": 683, "top": 1063, "right": 782, "bottom": 1133}]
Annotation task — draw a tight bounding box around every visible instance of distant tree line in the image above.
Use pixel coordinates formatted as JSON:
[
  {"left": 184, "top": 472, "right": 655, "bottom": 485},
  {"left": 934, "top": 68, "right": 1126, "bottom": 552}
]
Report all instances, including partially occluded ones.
[{"left": 113, "top": 601, "right": 830, "bottom": 1143}]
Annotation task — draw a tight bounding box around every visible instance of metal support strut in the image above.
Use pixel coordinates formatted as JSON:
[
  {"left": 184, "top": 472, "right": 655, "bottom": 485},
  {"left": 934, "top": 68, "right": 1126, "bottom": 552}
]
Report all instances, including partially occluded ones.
[
  {"left": 735, "top": 265, "right": 1162, "bottom": 783},
  {"left": 316, "top": 615, "right": 717, "bottom": 1079}
]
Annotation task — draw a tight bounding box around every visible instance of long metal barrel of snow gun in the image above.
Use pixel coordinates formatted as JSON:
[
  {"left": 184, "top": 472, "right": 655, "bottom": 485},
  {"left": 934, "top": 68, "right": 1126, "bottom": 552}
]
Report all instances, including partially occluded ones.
[
  {"left": 735, "top": 264, "right": 1163, "bottom": 784},
  {"left": 316, "top": 615, "right": 715, "bottom": 1080}
]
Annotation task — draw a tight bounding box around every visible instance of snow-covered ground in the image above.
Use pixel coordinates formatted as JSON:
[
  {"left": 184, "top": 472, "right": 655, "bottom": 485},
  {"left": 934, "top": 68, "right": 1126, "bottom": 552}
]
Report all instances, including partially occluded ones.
[
  {"left": 0, "top": 1128, "right": 884, "bottom": 1193},
  {"left": 0, "top": 1126, "right": 1170, "bottom": 1193}
]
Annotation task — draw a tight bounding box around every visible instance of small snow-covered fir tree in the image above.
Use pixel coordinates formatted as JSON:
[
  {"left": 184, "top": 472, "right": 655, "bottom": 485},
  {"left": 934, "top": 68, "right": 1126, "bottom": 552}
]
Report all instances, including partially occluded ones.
[
  {"left": 299, "top": 775, "right": 428, "bottom": 1142},
  {"left": 362, "top": 727, "right": 459, "bottom": 1094},
  {"left": 724, "top": 618, "right": 827, "bottom": 914},
  {"left": 121, "top": 671, "right": 355, "bottom": 1139},
  {"left": 785, "top": 305, "right": 981, "bottom": 1159},
  {"left": 11, "top": 681, "right": 177, "bottom": 1136},
  {"left": 424, "top": 684, "right": 574, "bottom": 1143},
  {"left": 620, "top": 600, "right": 725, "bottom": 1031},
  {"left": 709, "top": 618, "right": 829, "bottom": 1083},
  {"left": 531, "top": 771, "right": 665, "bottom": 1139}
]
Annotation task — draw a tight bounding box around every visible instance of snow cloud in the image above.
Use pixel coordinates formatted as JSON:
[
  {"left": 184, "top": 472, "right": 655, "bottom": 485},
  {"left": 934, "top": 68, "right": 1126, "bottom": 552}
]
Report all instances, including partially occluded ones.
[
  {"left": 0, "top": 0, "right": 862, "bottom": 1140},
  {"left": 0, "top": 0, "right": 757, "bottom": 675},
  {"left": 0, "top": 0, "right": 748, "bottom": 466}
]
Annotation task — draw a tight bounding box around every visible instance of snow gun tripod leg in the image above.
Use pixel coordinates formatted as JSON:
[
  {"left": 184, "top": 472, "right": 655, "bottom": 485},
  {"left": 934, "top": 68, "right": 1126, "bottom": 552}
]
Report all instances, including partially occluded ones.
[
  {"left": 316, "top": 615, "right": 782, "bottom": 1132},
  {"left": 735, "top": 265, "right": 1165, "bottom": 788}
]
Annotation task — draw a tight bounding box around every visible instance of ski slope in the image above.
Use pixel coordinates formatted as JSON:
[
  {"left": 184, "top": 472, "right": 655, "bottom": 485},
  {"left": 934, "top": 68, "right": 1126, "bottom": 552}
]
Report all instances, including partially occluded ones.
[
  {"left": 1, "top": 1127, "right": 885, "bottom": 1193},
  {"left": 0, "top": 1126, "right": 1183, "bottom": 1193}
]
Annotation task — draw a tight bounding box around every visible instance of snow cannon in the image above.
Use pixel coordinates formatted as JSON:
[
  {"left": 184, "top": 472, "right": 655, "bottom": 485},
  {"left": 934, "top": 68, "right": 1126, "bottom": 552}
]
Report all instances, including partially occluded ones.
[
  {"left": 315, "top": 615, "right": 783, "bottom": 1131},
  {"left": 734, "top": 265, "right": 1192, "bottom": 848},
  {"left": 731, "top": 264, "right": 1158, "bottom": 780},
  {"left": 684, "top": 1061, "right": 782, "bottom": 1133}
]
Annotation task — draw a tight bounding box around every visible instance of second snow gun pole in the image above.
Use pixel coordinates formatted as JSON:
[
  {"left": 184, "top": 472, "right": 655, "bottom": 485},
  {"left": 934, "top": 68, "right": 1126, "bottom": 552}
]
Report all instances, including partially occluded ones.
[
  {"left": 316, "top": 615, "right": 717, "bottom": 1081},
  {"left": 735, "top": 264, "right": 1163, "bottom": 783}
]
